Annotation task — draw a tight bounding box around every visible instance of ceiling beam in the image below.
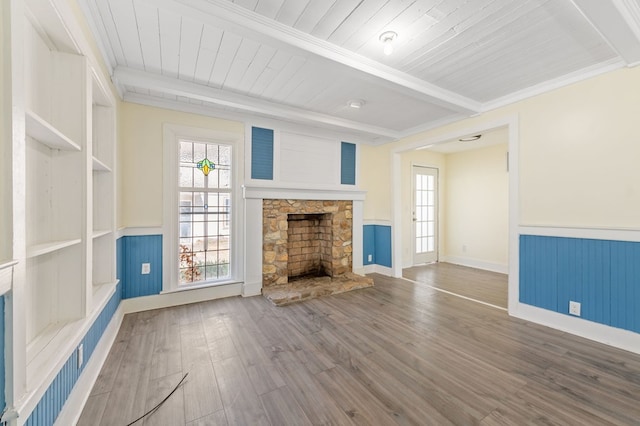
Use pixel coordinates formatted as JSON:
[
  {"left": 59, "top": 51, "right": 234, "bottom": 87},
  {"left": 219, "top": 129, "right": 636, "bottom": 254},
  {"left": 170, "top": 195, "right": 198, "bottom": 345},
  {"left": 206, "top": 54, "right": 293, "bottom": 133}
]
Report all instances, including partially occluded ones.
[
  {"left": 114, "top": 66, "right": 403, "bottom": 141},
  {"left": 572, "top": 0, "right": 640, "bottom": 66},
  {"left": 139, "top": 0, "right": 482, "bottom": 114}
]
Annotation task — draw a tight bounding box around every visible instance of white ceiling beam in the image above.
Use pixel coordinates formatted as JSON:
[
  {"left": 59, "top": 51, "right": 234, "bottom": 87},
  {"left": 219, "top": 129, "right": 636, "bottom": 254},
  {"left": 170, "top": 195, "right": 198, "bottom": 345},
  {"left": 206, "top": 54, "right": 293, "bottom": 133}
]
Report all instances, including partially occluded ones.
[
  {"left": 123, "top": 93, "right": 395, "bottom": 145},
  {"left": 572, "top": 0, "right": 640, "bottom": 66},
  {"left": 138, "top": 0, "right": 482, "bottom": 114},
  {"left": 113, "top": 66, "right": 403, "bottom": 140}
]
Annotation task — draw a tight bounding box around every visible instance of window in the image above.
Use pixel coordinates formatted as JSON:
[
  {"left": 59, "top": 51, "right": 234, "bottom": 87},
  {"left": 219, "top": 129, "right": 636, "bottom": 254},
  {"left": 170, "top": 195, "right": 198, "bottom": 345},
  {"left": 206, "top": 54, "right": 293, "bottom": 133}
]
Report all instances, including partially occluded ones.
[
  {"left": 163, "top": 124, "right": 242, "bottom": 292},
  {"left": 178, "top": 140, "right": 232, "bottom": 284}
]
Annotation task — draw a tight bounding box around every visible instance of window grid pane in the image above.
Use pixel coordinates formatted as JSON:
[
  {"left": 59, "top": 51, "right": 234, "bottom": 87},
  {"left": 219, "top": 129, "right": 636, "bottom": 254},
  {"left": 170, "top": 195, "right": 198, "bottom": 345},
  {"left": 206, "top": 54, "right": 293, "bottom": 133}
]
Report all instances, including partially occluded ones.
[{"left": 178, "top": 140, "right": 232, "bottom": 285}]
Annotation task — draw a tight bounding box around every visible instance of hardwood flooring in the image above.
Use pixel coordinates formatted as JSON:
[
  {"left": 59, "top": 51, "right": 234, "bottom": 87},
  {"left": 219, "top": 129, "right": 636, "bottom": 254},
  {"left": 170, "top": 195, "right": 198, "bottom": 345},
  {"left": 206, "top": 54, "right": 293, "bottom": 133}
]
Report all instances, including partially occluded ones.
[
  {"left": 404, "top": 262, "right": 508, "bottom": 309},
  {"left": 79, "top": 273, "right": 640, "bottom": 425}
]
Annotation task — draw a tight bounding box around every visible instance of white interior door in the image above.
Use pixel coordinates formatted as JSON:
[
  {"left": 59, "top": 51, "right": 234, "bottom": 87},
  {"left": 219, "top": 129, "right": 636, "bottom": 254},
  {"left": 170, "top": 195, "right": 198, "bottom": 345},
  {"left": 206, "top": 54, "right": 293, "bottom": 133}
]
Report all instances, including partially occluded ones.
[{"left": 413, "top": 166, "right": 438, "bottom": 265}]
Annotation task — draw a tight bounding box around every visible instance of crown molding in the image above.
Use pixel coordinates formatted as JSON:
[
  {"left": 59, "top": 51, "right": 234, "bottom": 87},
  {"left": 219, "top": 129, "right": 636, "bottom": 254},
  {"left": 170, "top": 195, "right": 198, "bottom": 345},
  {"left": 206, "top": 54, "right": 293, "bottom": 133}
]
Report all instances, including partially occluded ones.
[
  {"left": 481, "top": 58, "right": 625, "bottom": 112},
  {"left": 141, "top": 0, "right": 481, "bottom": 114}
]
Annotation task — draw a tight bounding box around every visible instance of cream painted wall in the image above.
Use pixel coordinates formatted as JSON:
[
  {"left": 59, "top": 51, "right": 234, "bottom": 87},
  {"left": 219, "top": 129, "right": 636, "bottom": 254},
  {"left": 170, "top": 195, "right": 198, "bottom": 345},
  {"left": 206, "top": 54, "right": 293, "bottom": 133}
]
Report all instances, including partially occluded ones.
[
  {"left": 444, "top": 143, "right": 508, "bottom": 269},
  {"left": 119, "top": 102, "right": 243, "bottom": 227},
  {"left": 360, "top": 144, "right": 392, "bottom": 221},
  {"left": 363, "top": 66, "right": 640, "bottom": 230},
  {"left": 400, "top": 150, "right": 446, "bottom": 267}
]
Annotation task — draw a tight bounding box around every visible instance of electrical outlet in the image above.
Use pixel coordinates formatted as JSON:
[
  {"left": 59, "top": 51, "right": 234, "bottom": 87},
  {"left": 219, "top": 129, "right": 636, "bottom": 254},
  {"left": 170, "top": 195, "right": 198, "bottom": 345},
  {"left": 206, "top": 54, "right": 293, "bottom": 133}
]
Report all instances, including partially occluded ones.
[
  {"left": 367, "top": 254, "right": 373, "bottom": 262},
  {"left": 569, "top": 301, "right": 581, "bottom": 316},
  {"left": 77, "top": 344, "right": 84, "bottom": 369},
  {"left": 462, "top": 245, "right": 467, "bottom": 253},
  {"left": 141, "top": 263, "right": 151, "bottom": 274}
]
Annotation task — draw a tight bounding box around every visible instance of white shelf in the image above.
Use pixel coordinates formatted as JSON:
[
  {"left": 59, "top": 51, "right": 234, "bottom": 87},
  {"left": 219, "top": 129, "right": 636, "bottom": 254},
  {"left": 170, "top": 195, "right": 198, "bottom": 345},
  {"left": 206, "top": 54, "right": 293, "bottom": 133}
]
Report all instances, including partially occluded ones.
[
  {"left": 0, "top": 260, "right": 18, "bottom": 271},
  {"left": 0, "top": 260, "right": 18, "bottom": 296},
  {"left": 92, "top": 229, "right": 112, "bottom": 239},
  {"left": 25, "top": 109, "right": 81, "bottom": 151},
  {"left": 92, "top": 281, "right": 117, "bottom": 310},
  {"left": 26, "top": 239, "right": 82, "bottom": 258},
  {"left": 92, "top": 156, "right": 112, "bottom": 172}
]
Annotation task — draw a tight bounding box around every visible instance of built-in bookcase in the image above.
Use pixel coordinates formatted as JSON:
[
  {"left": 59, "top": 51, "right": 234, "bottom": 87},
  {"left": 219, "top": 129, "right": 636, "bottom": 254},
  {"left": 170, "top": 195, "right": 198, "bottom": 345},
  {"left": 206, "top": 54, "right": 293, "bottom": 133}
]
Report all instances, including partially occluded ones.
[
  {"left": 13, "top": 4, "right": 118, "bottom": 412},
  {"left": 0, "top": 0, "right": 15, "bottom": 297},
  {"left": 90, "top": 78, "right": 116, "bottom": 308},
  {"left": 23, "top": 20, "right": 87, "bottom": 358}
]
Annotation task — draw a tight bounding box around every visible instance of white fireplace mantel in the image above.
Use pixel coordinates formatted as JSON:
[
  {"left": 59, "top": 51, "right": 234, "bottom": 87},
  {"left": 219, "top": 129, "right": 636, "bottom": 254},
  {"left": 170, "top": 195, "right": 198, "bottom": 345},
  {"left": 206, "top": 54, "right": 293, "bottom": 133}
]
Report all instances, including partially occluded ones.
[
  {"left": 243, "top": 185, "right": 366, "bottom": 201},
  {"left": 242, "top": 185, "right": 366, "bottom": 298}
]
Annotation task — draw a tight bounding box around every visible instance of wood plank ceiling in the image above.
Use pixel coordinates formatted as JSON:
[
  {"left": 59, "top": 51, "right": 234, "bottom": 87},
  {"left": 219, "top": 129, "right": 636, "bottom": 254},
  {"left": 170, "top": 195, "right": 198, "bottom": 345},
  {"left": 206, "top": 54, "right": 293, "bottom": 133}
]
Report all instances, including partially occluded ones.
[{"left": 78, "top": 0, "right": 640, "bottom": 144}]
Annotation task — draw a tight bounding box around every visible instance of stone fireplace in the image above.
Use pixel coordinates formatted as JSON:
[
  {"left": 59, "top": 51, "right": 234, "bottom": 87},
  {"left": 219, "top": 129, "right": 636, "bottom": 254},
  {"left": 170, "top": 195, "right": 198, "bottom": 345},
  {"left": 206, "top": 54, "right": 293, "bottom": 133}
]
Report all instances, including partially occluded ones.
[
  {"left": 243, "top": 186, "right": 371, "bottom": 304},
  {"left": 262, "top": 200, "right": 353, "bottom": 287}
]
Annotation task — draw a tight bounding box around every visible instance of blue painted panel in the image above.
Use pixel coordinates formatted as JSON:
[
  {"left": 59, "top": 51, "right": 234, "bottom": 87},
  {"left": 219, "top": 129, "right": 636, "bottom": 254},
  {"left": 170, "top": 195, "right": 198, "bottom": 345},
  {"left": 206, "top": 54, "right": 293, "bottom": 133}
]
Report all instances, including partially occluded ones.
[
  {"left": 0, "top": 296, "right": 4, "bottom": 412},
  {"left": 374, "top": 225, "right": 392, "bottom": 268},
  {"left": 123, "top": 235, "right": 162, "bottom": 299},
  {"left": 251, "top": 127, "right": 274, "bottom": 180},
  {"left": 520, "top": 235, "right": 640, "bottom": 334},
  {"left": 25, "top": 282, "right": 121, "bottom": 425},
  {"left": 363, "top": 225, "right": 393, "bottom": 268},
  {"left": 363, "top": 225, "right": 375, "bottom": 265},
  {"left": 611, "top": 241, "right": 640, "bottom": 332},
  {"left": 340, "top": 142, "right": 356, "bottom": 185}
]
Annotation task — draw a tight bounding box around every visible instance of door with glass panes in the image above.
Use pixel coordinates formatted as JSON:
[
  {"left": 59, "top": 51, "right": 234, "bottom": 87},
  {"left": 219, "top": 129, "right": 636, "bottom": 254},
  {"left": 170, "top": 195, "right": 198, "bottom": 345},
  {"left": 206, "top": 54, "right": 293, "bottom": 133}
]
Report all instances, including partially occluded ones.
[{"left": 412, "top": 166, "right": 438, "bottom": 265}]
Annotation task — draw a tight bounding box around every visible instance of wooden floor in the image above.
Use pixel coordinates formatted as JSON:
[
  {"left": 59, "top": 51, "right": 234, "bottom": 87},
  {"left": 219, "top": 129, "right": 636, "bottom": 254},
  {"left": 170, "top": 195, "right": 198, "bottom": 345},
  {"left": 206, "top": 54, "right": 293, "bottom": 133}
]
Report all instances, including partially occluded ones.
[
  {"left": 404, "top": 262, "right": 508, "bottom": 309},
  {"left": 80, "top": 273, "right": 640, "bottom": 425}
]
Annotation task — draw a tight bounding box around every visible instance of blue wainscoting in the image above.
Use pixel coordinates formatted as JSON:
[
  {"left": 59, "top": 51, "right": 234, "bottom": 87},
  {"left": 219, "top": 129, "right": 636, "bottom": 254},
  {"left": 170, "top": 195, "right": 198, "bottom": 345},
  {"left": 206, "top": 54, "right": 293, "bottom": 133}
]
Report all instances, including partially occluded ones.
[
  {"left": 363, "top": 225, "right": 375, "bottom": 265},
  {"left": 0, "top": 296, "right": 5, "bottom": 413},
  {"left": 520, "top": 235, "right": 640, "bottom": 333},
  {"left": 363, "top": 224, "right": 392, "bottom": 268},
  {"left": 25, "top": 283, "right": 122, "bottom": 426},
  {"left": 340, "top": 142, "right": 356, "bottom": 185},
  {"left": 251, "top": 126, "right": 274, "bottom": 180},
  {"left": 121, "top": 235, "right": 163, "bottom": 299}
]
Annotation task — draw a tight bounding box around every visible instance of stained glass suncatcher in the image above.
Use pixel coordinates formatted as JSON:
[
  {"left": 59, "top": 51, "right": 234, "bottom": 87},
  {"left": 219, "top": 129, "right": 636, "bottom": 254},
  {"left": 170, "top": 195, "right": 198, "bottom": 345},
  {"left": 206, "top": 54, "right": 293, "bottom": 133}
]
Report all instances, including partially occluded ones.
[{"left": 196, "top": 157, "right": 215, "bottom": 176}]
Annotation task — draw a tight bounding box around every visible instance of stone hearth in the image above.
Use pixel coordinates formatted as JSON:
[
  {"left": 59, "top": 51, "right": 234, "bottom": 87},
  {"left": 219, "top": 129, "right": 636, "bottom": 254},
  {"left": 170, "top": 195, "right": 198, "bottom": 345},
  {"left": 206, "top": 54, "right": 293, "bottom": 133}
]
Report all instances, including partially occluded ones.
[
  {"left": 261, "top": 199, "right": 373, "bottom": 305},
  {"left": 262, "top": 272, "right": 374, "bottom": 306}
]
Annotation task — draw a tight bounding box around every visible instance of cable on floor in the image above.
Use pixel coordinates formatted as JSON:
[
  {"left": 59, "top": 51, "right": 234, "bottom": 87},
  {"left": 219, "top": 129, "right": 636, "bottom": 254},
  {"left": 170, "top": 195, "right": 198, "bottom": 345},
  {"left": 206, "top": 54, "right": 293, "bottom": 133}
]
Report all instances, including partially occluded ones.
[{"left": 125, "top": 372, "right": 189, "bottom": 426}]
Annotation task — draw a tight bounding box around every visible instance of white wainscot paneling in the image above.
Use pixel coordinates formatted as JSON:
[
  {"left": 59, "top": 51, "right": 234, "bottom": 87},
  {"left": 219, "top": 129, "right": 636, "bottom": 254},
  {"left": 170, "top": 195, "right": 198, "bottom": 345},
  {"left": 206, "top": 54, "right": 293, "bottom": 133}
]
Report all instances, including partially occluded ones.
[{"left": 279, "top": 131, "right": 339, "bottom": 185}]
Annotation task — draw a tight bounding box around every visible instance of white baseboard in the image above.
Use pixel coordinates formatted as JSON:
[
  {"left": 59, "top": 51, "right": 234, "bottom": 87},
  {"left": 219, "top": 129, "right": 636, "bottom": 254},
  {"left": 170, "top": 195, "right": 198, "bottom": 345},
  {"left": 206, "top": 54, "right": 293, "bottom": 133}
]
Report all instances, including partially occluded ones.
[
  {"left": 440, "top": 256, "right": 508, "bottom": 274},
  {"left": 124, "top": 282, "right": 243, "bottom": 313},
  {"left": 512, "top": 302, "right": 640, "bottom": 355},
  {"left": 54, "top": 306, "right": 125, "bottom": 426},
  {"left": 242, "top": 281, "right": 262, "bottom": 297},
  {"left": 352, "top": 267, "right": 366, "bottom": 276},
  {"left": 363, "top": 264, "right": 394, "bottom": 276}
]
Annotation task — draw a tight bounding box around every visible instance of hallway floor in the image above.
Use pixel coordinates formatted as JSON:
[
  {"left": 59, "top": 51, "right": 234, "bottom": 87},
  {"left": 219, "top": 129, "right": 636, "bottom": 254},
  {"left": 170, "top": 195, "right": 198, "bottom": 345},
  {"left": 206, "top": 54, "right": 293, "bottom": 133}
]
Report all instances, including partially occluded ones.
[{"left": 404, "top": 262, "right": 508, "bottom": 309}]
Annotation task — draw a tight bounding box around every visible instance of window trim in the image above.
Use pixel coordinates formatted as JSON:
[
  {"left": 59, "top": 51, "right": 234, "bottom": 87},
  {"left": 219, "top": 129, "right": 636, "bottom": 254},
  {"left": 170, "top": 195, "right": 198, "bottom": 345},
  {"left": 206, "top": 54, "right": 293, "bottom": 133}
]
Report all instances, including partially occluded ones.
[{"left": 162, "top": 124, "right": 243, "bottom": 293}]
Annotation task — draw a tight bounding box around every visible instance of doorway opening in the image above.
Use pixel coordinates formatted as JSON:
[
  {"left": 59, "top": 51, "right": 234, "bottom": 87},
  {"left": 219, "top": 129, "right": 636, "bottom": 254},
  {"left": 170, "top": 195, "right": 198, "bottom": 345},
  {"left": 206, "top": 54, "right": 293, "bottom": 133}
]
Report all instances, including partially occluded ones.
[{"left": 391, "top": 117, "right": 518, "bottom": 312}]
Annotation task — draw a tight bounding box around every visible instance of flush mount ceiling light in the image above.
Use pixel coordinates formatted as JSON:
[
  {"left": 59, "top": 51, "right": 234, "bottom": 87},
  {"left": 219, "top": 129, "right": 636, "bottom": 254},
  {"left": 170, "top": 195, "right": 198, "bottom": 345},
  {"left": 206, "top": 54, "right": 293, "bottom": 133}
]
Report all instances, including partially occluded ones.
[
  {"left": 379, "top": 31, "right": 398, "bottom": 55},
  {"left": 347, "top": 99, "right": 365, "bottom": 109},
  {"left": 459, "top": 134, "right": 482, "bottom": 142}
]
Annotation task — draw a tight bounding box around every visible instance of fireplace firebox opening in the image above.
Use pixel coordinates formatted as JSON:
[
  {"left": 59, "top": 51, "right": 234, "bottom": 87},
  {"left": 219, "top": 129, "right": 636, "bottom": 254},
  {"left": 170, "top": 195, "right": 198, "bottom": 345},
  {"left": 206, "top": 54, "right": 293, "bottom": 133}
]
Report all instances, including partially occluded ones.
[{"left": 287, "top": 213, "right": 332, "bottom": 280}]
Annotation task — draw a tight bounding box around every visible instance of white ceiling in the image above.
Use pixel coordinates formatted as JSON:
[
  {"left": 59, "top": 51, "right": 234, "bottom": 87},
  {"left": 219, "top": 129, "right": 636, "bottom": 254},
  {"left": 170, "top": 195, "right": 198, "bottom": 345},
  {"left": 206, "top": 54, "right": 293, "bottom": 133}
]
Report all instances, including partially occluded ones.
[{"left": 76, "top": 0, "right": 640, "bottom": 144}]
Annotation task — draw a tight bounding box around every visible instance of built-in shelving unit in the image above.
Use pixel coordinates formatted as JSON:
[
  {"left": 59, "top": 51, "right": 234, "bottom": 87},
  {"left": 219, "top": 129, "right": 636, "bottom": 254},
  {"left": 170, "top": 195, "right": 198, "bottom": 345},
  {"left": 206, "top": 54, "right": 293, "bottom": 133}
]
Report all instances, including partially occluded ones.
[
  {"left": 90, "top": 75, "right": 117, "bottom": 308},
  {"left": 23, "top": 14, "right": 87, "bottom": 367},
  {"left": 0, "top": 0, "right": 14, "bottom": 300},
  {"left": 10, "top": 1, "right": 119, "bottom": 417}
]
